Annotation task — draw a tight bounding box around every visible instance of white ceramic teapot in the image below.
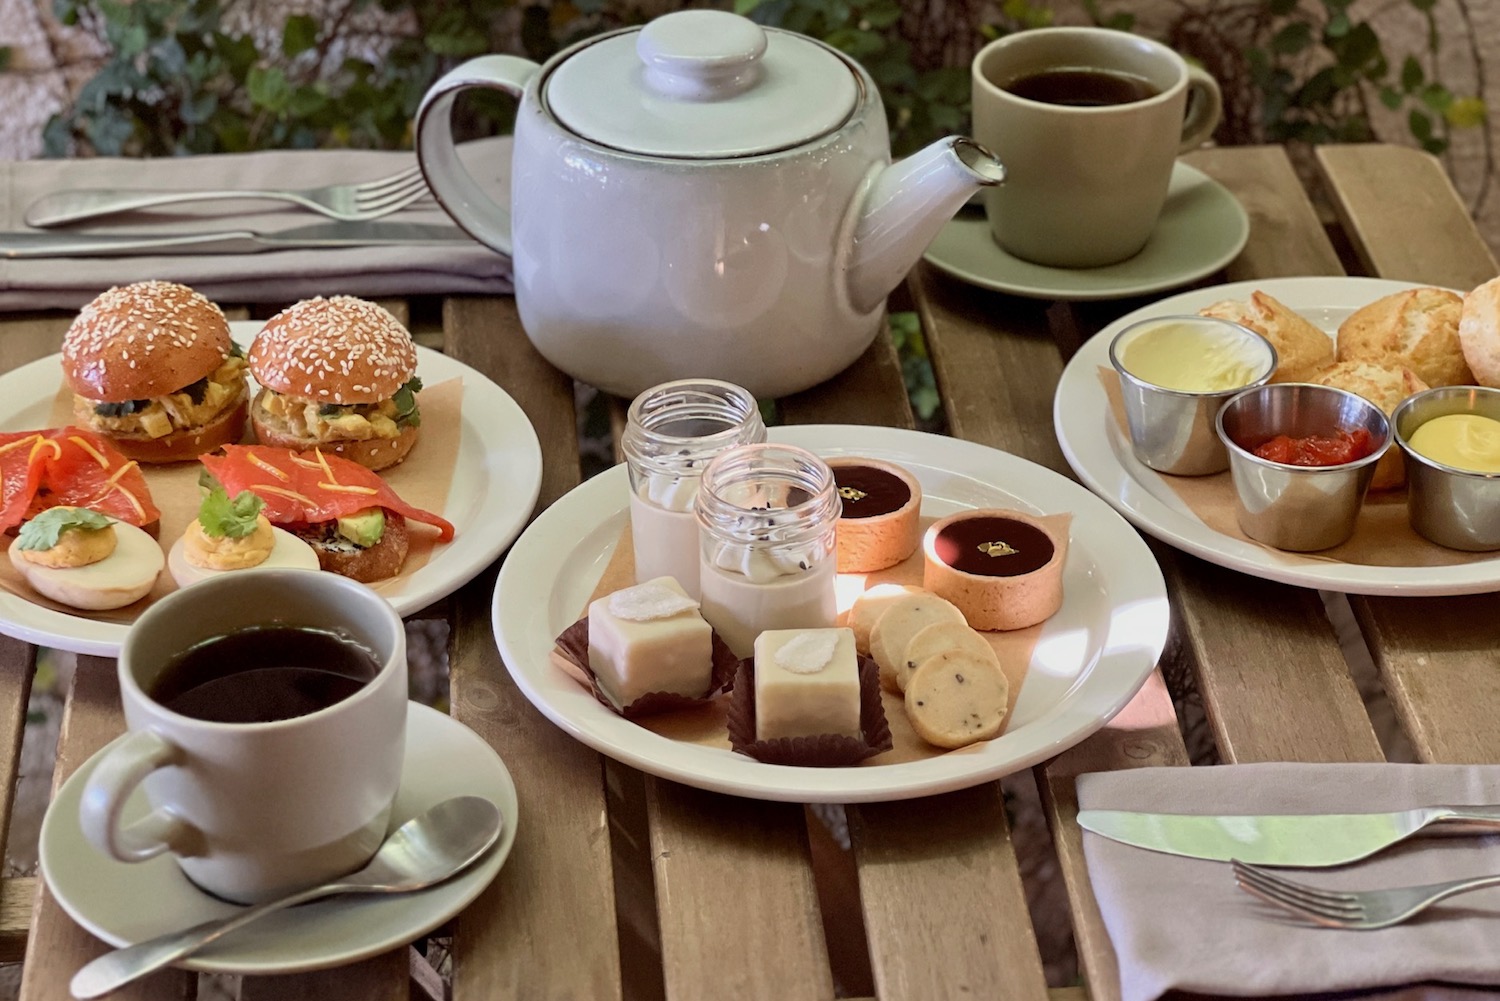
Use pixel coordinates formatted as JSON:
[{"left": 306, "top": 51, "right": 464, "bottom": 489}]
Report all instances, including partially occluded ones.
[{"left": 416, "top": 9, "right": 1004, "bottom": 398}]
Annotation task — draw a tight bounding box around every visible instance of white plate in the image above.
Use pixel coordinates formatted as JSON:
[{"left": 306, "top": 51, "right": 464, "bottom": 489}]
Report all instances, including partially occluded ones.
[
  {"left": 491, "top": 425, "right": 1169, "bottom": 803},
  {"left": 922, "top": 163, "right": 1250, "bottom": 301},
  {"left": 40, "top": 701, "right": 517, "bottom": 975},
  {"left": 0, "top": 320, "right": 542, "bottom": 655},
  {"left": 1053, "top": 275, "right": 1500, "bottom": 595}
]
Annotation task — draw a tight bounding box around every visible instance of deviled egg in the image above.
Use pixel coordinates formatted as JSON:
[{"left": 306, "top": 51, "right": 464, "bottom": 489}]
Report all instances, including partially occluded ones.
[
  {"left": 167, "top": 486, "right": 318, "bottom": 587},
  {"left": 9, "top": 507, "right": 163, "bottom": 610}
]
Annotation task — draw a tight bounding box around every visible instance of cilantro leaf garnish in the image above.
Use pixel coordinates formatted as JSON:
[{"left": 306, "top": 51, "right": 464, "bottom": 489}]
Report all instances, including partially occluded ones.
[
  {"left": 198, "top": 487, "right": 263, "bottom": 539},
  {"left": 228, "top": 342, "right": 246, "bottom": 359},
  {"left": 198, "top": 468, "right": 223, "bottom": 493},
  {"left": 17, "top": 508, "right": 112, "bottom": 551},
  {"left": 392, "top": 376, "right": 423, "bottom": 429}
]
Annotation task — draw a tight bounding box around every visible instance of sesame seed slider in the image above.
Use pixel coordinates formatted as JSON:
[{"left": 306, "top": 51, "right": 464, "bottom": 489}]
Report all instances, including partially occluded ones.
[
  {"left": 247, "top": 296, "right": 423, "bottom": 472},
  {"left": 62, "top": 281, "right": 249, "bottom": 464}
]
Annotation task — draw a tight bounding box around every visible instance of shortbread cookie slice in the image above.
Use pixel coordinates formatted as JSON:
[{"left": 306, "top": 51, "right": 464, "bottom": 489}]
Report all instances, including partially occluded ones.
[
  {"left": 895, "top": 620, "right": 1000, "bottom": 693},
  {"left": 904, "top": 650, "right": 1009, "bottom": 749},
  {"left": 848, "top": 583, "right": 923, "bottom": 657},
  {"left": 869, "top": 591, "right": 965, "bottom": 691}
]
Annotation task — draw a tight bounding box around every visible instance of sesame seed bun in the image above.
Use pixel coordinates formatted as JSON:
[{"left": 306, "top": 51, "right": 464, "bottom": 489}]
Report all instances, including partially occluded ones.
[
  {"left": 250, "top": 402, "right": 419, "bottom": 472},
  {"left": 63, "top": 281, "right": 233, "bottom": 401},
  {"left": 249, "top": 297, "right": 417, "bottom": 405},
  {"left": 96, "top": 396, "right": 249, "bottom": 465}
]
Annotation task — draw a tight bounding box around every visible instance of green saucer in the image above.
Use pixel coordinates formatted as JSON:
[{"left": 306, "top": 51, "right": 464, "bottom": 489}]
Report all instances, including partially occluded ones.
[{"left": 923, "top": 162, "right": 1250, "bottom": 301}]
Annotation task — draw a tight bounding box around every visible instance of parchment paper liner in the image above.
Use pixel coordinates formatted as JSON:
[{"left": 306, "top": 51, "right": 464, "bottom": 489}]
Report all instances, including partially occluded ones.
[
  {"left": 725, "top": 653, "right": 892, "bottom": 766},
  {"left": 552, "top": 614, "right": 738, "bottom": 720},
  {"left": 549, "top": 514, "right": 1057, "bottom": 764},
  {"left": 0, "top": 377, "right": 465, "bottom": 622},
  {"left": 1099, "top": 367, "right": 1495, "bottom": 567}
]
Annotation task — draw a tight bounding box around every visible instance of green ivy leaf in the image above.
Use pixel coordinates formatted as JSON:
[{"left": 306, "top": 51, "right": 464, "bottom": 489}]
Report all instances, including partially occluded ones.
[
  {"left": 1268, "top": 0, "right": 1297, "bottom": 15},
  {"left": 1421, "top": 83, "right": 1452, "bottom": 113},
  {"left": 247, "top": 65, "right": 292, "bottom": 112},
  {"left": 1271, "top": 22, "right": 1313, "bottom": 55},
  {"left": 282, "top": 14, "right": 318, "bottom": 57},
  {"left": 1379, "top": 85, "right": 1402, "bottom": 110},
  {"left": 1409, "top": 107, "right": 1433, "bottom": 141},
  {"left": 1445, "top": 96, "right": 1487, "bottom": 128},
  {"left": 1400, "top": 55, "right": 1424, "bottom": 91},
  {"left": 734, "top": 0, "right": 765, "bottom": 12},
  {"left": 0, "top": 46, "right": 11, "bottom": 72},
  {"left": 1325, "top": 11, "right": 1350, "bottom": 38}
]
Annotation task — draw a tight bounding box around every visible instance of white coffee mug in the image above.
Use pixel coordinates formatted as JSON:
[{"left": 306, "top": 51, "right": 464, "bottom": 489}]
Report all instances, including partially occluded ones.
[
  {"left": 973, "top": 27, "right": 1222, "bottom": 268},
  {"left": 79, "top": 570, "right": 408, "bottom": 904}
]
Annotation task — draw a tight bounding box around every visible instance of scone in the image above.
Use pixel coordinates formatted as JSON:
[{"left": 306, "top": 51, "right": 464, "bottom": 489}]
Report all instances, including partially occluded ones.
[
  {"left": 1459, "top": 276, "right": 1500, "bottom": 388},
  {"left": 1336, "top": 287, "right": 1471, "bottom": 387},
  {"left": 1200, "top": 292, "right": 1334, "bottom": 383},
  {"left": 1309, "top": 360, "right": 1429, "bottom": 490}
]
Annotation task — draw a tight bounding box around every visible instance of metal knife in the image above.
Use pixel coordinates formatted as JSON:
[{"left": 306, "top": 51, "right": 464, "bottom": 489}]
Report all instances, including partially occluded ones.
[
  {"left": 0, "top": 221, "right": 475, "bottom": 259},
  {"left": 1077, "top": 805, "right": 1500, "bottom": 867}
]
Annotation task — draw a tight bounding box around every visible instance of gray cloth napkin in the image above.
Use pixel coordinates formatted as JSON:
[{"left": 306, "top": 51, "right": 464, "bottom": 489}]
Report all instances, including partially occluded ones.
[
  {"left": 1078, "top": 763, "right": 1500, "bottom": 1001},
  {"left": 0, "top": 139, "right": 513, "bottom": 311}
]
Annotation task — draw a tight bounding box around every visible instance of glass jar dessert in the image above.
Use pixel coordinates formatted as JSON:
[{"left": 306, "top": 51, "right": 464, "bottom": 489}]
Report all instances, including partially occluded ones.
[
  {"left": 695, "top": 443, "right": 841, "bottom": 657},
  {"left": 622, "top": 379, "right": 766, "bottom": 598}
]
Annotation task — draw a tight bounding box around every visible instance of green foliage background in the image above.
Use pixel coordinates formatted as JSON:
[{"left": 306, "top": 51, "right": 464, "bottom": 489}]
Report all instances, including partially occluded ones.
[{"left": 40, "top": 0, "right": 1489, "bottom": 421}]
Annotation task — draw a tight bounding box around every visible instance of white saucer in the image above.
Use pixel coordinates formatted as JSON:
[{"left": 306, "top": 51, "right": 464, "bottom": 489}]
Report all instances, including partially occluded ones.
[
  {"left": 39, "top": 702, "right": 518, "bottom": 975},
  {"left": 923, "top": 162, "right": 1250, "bottom": 301}
]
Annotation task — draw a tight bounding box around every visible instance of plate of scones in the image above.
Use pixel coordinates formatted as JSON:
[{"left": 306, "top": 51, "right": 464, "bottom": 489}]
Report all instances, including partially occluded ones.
[
  {"left": 1056, "top": 275, "right": 1500, "bottom": 595},
  {"left": 492, "top": 424, "right": 1168, "bottom": 802}
]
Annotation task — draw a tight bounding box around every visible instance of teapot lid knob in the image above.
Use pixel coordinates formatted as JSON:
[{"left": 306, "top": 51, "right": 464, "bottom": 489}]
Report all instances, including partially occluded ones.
[{"left": 637, "top": 11, "right": 768, "bottom": 100}]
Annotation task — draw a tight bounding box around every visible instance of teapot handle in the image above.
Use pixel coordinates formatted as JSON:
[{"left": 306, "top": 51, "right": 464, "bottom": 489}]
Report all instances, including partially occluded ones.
[{"left": 416, "top": 55, "right": 539, "bottom": 255}]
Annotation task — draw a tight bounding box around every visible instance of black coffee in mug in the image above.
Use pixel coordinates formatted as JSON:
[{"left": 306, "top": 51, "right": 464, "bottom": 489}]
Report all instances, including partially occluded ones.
[
  {"left": 149, "top": 625, "right": 381, "bottom": 724},
  {"left": 1002, "top": 67, "right": 1160, "bottom": 107}
]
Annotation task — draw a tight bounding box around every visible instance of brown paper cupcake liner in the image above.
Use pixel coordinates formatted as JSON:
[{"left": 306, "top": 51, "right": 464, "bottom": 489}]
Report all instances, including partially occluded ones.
[
  {"left": 553, "top": 615, "right": 738, "bottom": 720},
  {"left": 726, "top": 654, "right": 892, "bottom": 766}
]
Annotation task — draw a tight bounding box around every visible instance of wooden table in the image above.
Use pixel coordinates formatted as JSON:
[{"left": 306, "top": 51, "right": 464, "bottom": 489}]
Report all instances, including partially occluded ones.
[{"left": 5, "top": 141, "right": 1498, "bottom": 1001}]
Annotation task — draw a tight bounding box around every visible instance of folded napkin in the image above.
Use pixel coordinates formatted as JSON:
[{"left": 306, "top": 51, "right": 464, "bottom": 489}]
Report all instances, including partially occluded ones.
[
  {"left": 0, "top": 139, "right": 514, "bottom": 311},
  {"left": 1079, "top": 763, "right": 1500, "bottom": 1001}
]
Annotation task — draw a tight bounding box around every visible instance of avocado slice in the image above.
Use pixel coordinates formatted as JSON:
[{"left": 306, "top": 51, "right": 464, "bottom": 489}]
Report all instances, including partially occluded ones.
[{"left": 336, "top": 508, "right": 385, "bottom": 548}]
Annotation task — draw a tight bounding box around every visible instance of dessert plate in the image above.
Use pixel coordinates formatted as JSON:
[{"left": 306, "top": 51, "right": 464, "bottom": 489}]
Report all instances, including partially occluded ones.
[
  {"left": 1053, "top": 275, "right": 1500, "bottom": 595},
  {"left": 923, "top": 162, "right": 1249, "bottom": 301},
  {"left": 40, "top": 702, "right": 518, "bottom": 974},
  {"left": 492, "top": 425, "right": 1169, "bottom": 803},
  {"left": 0, "top": 320, "right": 542, "bottom": 655}
]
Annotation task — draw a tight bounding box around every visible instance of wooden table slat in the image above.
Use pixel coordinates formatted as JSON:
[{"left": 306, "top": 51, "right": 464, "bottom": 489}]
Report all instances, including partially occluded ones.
[
  {"left": 441, "top": 298, "right": 625, "bottom": 1001},
  {"left": 239, "top": 952, "right": 409, "bottom": 1001},
  {"left": 781, "top": 332, "right": 1050, "bottom": 1000},
  {"left": 1313, "top": 146, "right": 1500, "bottom": 767},
  {"left": 1315, "top": 144, "right": 1499, "bottom": 290},
  {"left": 0, "top": 639, "right": 37, "bottom": 859},
  {"left": 20, "top": 659, "right": 193, "bottom": 1001}
]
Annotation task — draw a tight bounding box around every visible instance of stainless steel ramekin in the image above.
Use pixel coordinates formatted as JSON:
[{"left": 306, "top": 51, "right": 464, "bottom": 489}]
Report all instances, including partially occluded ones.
[
  {"left": 1109, "top": 316, "right": 1278, "bottom": 476},
  {"left": 1393, "top": 386, "right": 1500, "bottom": 551},
  {"left": 1216, "top": 383, "right": 1391, "bottom": 552}
]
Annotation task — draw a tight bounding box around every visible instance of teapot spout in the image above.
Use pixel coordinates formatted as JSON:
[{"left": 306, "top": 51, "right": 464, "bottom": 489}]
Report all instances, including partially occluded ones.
[{"left": 845, "top": 137, "right": 1005, "bottom": 315}]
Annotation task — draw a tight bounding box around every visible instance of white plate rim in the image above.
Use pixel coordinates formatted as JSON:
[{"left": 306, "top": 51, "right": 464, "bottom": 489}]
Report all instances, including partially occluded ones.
[
  {"left": 491, "top": 424, "right": 1170, "bottom": 803},
  {"left": 0, "top": 321, "right": 543, "bottom": 655},
  {"left": 39, "top": 701, "right": 518, "bottom": 974},
  {"left": 1053, "top": 275, "right": 1500, "bottom": 596},
  {"left": 922, "top": 162, "right": 1251, "bottom": 301}
]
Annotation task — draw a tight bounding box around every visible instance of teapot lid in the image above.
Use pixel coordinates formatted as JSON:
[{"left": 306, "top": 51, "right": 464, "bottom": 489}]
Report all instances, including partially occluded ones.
[{"left": 545, "top": 10, "right": 859, "bottom": 159}]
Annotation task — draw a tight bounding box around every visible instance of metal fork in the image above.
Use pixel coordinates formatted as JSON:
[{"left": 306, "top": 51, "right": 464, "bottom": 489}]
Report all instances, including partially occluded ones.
[
  {"left": 24, "top": 164, "right": 431, "bottom": 228},
  {"left": 1232, "top": 858, "right": 1500, "bottom": 929}
]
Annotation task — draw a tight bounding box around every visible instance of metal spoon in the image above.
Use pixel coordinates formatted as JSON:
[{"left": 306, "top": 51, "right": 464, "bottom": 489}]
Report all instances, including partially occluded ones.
[{"left": 70, "top": 795, "right": 503, "bottom": 999}]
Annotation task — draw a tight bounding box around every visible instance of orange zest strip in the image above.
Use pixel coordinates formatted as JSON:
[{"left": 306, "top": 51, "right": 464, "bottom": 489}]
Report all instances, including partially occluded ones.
[
  {"left": 108, "top": 485, "right": 147, "bottom": 521},
  {"left": 313, "top": 448, "right": 337, "bottom": 484},
  {"left": 317, "top": 482, "right": 378, "bottom": 495},
  {"left": 288, "top": 454, "right": 325, "bottom": 470},
  {"left": 27, "top": 438, "right": 61, "bottom": 465},
  {"left": 254, "top": 484, "right": 317, "bottom": 506},
  {"left": 0, "top": 434, "right": 42, "bottom": 457},
  {"left": 67, "top": 436, "right": 111, "bottom": 469},
  {"left": 104, "top": 461, "right": 141, "bottom": 486},
  {"left": 248, "top": 454, "right": 292, "bottom": 481}
]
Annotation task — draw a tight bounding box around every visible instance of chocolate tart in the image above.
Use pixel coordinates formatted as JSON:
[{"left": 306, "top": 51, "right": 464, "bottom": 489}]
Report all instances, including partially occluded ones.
[
  {"left": 828, "top": 458, "right": 922, "bottom": 572},
  {"left": 921, "top": 509, "right": 1065, "bottom": 631}
]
